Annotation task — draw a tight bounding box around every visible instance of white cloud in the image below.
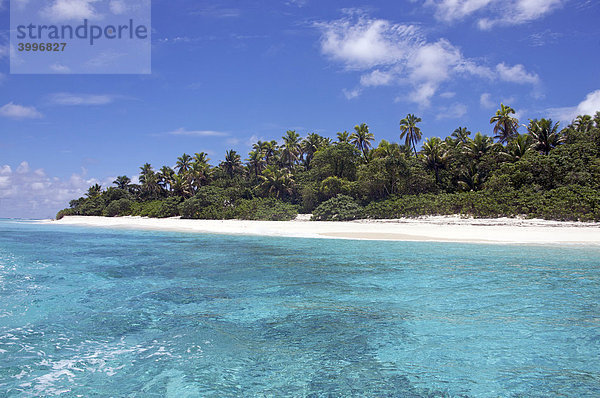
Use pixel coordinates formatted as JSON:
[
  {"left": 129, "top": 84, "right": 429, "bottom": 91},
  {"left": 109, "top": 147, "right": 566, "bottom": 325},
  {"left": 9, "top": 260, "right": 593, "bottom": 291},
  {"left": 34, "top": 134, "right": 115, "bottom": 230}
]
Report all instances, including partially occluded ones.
[
  {"left": 109, "top": 0, "right": 126, "bottom": 14},
  {"left": 16, "top": 161, "right": 30, "bottom": 174},
  {"left": 478, "top": 0, "right": 564, "bottom": 29},
  {"left": 480, "top": 92, "right": 495, "bottom": 108},
  {"left": 548, "top": 89, "right": 600, "bottom": 122},
  {"left": 50, "top": 93, "right": 114, "bottom": 105},
  {"left": 0, "top": 102, "right": 43, "bottom": 119},
  {"left": 407, "top": 39, "right": 463, "bottom": 106},
  {"left": 496, "top": 63, "right": 539, "bottom": 85},
  {"left": 436, "top": 103, "right": 468, "bottom": 119},
  {"left": 440, "top": 91, "right": 456, "bottom": 99},
  {"left": 167, "top": 128, "right": 228, "bottom": 137},
  {"left": 426, "top": 0, "right": 565, "bottom": 28},
  {"left": 50, "top": 63, "right": 71, "bottom": 73},
  {"left": 342, "top": 88, "right": 362, "bottom": 100},
  {"left": 41, "top": 0, "right": 101, "bottom": 22},
  {"left": 360, "top": 70, "right": 394, "bottom": 87},
  {"left": 317, "top": 12, "right": 540, "bottom": 107},
  {"left": 425, "top": 0, "right": 493, "bottom": 22},
  {"left": 317, "top": 13, "right": 422, "bottom": 69},
  {"left": 0, "top": 162, "right": 101, "bottom": 219}
]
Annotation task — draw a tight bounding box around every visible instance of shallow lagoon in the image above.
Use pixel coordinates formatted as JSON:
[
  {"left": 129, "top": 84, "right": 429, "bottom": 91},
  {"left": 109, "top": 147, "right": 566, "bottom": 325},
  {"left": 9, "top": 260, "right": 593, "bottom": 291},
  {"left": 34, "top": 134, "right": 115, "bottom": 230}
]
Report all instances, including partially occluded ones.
[{"left": 1, "top": 220, "right": 599, "bottom": 397}]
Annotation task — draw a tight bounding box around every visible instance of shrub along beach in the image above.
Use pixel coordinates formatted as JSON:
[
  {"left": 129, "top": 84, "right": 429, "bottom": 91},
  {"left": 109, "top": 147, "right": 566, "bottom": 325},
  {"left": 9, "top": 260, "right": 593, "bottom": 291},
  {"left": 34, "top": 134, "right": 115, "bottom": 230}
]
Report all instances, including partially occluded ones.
[{"left": 57, "top": 106, "right": 600, "bottom": 223}]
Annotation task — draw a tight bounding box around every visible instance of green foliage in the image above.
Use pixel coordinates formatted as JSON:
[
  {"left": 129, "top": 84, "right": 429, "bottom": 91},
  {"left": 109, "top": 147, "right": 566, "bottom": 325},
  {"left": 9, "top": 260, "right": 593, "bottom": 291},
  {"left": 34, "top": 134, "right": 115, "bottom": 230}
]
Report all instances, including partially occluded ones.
[
  {"left": 58, "top": 111, "right": 600, "bottom": 222},
  {"left": 234, "top": 198, "right": 298, "bottom": 221},
  {"left": 131, "top": 197, "right": 183, "bottom": 218},
  {"left": 320, "top": 176, "right": 353, "bottom": 199},
  {"left": 103, "top": 198, "right": 133, "bottom": 217},
  {"left": 364, "top": 186, "right": 600, "bottom": 221},
  {"left": 178, "top": 186, "right": 234, "bottom": 219},
  {"left": 310, "top": 143, "right": 361, "bottom": 181},
  {"left": 56, "top": 208, "right": 76, "bottom": 220},
  {"left": 312, "top": 195, "right": 364, "bottom": 221},
  {"left": 77, "top": 196, "right": 106, "bottom": 216}
]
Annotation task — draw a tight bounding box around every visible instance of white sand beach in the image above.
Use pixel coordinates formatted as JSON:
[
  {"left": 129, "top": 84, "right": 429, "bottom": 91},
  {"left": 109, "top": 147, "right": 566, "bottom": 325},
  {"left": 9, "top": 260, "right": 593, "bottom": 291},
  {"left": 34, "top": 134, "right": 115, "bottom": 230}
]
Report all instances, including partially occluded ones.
[{"left": 48, "top": 215, "right": 600, "bottom": 245}]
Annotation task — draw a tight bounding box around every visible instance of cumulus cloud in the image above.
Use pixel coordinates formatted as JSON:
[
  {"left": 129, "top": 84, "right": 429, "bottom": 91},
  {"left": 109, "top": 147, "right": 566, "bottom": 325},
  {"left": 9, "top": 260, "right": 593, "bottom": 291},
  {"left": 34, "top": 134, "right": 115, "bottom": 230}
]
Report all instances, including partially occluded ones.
[
  {"left": 41, "top": 0, "right": 101, "bottom": 22},
  {"left": 316, "top": 12, "right": 540, "bottom": 106},
  {"left": 360, "top": 70, "right": 394, "bottom": 87},
  {"left": 548, "top": 89, "right": 600, "bottom": 122},
  {"left": 167, "top": 128, "right": 228, "bottom": 137},
  {"left": 0, "top": 162, "right": 102, "bottom": 219},
  {"left": 0, "top": 102, "right": 43, "bottom": 119},
  {"left": 495, "top": 63, "right": 539, "bottom": 85},
  {"left": 49, "top": 93, "right": 114, "bottom": 105},
  {"left": 317, "top": 11, "right": 423, "bottom": 70},
  {"left": 426, "top": 0, "right": 565, "bottom": 28},
  {"left": 480, "top": 92, "right": 495, "bottom": 108}
]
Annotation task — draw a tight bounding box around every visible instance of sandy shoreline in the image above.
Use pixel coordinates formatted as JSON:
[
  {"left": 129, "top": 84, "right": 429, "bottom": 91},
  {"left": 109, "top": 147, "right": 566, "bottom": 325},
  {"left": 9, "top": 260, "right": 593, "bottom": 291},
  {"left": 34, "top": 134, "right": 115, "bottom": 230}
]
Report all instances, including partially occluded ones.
[{"left": 45, "top": 215, "right": 600, "bottom": 245}]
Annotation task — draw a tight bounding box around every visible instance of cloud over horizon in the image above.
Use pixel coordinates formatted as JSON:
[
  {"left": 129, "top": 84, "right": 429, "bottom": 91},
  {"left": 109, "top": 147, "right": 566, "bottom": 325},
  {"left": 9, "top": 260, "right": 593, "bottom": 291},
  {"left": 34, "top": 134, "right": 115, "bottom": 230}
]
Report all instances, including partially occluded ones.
[
  {"left": 0, "top": 161, "right": 103, "bottom": 219},
  {"left": 548, "top": 89, "right": 600, "bottom": 122}
]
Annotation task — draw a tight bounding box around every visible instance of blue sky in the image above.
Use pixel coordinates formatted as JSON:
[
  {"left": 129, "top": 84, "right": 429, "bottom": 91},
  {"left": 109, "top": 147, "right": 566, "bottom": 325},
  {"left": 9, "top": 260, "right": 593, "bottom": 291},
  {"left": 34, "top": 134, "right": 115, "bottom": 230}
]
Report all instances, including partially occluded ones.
[{"left": 1, "top": 0, "right": 599, "bottom": 218}]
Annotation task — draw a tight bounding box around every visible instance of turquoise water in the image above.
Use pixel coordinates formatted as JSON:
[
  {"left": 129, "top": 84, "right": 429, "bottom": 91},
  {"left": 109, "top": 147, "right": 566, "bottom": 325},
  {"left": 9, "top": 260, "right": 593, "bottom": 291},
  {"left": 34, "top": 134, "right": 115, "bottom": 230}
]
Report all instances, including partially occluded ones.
[{"left": 0, "top": 220, "right": 599, "bottom": 397}]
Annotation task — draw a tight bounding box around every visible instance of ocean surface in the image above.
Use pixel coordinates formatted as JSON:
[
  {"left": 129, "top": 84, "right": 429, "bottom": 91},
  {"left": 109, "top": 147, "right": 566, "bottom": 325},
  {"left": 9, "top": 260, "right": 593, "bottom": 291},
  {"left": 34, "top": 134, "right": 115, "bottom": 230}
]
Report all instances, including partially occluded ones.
[{"left": 0, "top": 219, "right": 599, "bottom": 397}]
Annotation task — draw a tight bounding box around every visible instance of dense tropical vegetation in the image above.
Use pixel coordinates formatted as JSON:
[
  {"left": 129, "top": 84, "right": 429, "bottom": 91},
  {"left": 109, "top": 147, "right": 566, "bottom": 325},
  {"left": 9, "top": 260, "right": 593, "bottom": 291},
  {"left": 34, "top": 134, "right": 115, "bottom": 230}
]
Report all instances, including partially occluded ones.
[{"left": 58, "top": 105, "right": 600, "bottom": 221}]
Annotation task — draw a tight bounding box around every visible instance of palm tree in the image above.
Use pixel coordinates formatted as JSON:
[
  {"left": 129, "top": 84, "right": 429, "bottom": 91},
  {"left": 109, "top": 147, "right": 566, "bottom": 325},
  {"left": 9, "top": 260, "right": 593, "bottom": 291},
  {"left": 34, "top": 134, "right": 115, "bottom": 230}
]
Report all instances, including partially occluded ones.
[
  {"left": 139, "top": 163, "right": 154, "bottom": 185},
  {"left": 462, "top": 132, "right": 493, "bottom": 160},
  {"left": 190, "top": 162, "right": 211, "bottom": 191},
  {"left": 501, "top": 134, "right": 531, "bottom": 162},
  {"left": 259, "top": 166, "right": 295, "bottom": 198},
  {"left": 246, "top": 150, "right": 266, "bottom": 178},
  {"left": 399, "top": 114, "right": 423, "bottom": 156},
  {"left": 262, "top": 140, "right": 279, "bottom": 165},
  {"left": 193, "top": 152, "right": 210, "bottom": 165},
  {"left": 420, "top": 137, "right": 448, "bottom": 184},
  {"left": 301, "top": 133, "right": 329, "bottom": 169},
  {"left": 113, "top": 175, "right": 131, "bottom": 190},
  {"left": 175, "top": 153, "right": 193, "bottom": 175},
  {"left": 451, "top": 127, "right": 471, "bottom": 145},
  {"left": 189, "top": 152, "right": 211, "bottom": 190},
  {"left": 490, "top": 103, "right": 519, "bottom": 143},
  {"left": 158, "top": 166, "right": 175, "bottom": 192},
  {"left": 171, "top": 173, "right": 192, "bottom": 198},
  {"left": 336, "top": 131, "right": 350, "bottom": 143},
  {"left": 281, "top": 130, "right": 301, "bottom": 169},
  {"left": 221, "top": 149, "right": 242, "bottom": 178},
  {"left": 139, "top": 163, "right": 162, "bottom": 198},
  {"left": 573, "top": 115, "right": 593, "bottom": 133},
  {"left": 527, "top": 118, "right": 563, "bottom": 155},
  {"left": 372, "top": 139, "right": 402, "bottom": 159},
  {"left": 458, "top": 164, "right": 482, "bottom": 191},
  {"left": 350, "top": 123, "right": 374, "bottom": 159},
  {"left": 86, "top": 184, "right": 102, "bottom": 198}
]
